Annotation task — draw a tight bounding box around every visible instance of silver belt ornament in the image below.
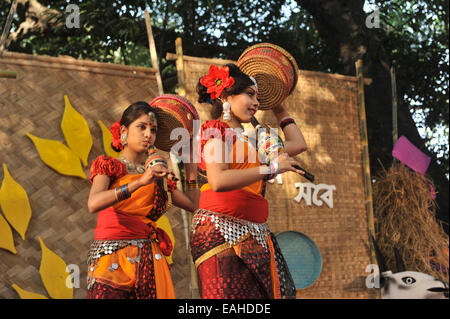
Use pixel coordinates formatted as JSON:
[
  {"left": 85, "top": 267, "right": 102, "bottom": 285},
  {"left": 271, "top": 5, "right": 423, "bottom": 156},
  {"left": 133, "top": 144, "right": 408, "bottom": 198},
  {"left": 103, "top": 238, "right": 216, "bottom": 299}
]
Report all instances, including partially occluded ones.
[{"left": 86, "top": 238, "right": 154, "bottom": 290}]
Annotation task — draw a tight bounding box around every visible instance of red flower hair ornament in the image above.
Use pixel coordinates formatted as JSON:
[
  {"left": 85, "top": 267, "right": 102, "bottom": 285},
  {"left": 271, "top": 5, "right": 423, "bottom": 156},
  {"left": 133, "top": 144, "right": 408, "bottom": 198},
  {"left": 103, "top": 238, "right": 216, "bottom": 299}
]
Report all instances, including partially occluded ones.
[
  {"left": 110, "top": 120, "right": 123, "bottom": 150},
  {"left": 200, "top": 65, "right": 235, "bottom": 100}
]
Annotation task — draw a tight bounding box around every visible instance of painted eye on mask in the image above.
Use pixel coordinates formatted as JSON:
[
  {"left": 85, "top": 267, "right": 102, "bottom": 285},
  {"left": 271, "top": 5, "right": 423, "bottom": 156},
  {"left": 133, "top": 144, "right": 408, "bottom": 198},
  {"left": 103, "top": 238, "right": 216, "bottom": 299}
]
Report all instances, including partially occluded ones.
[{"left": 401, "top": 276, "right": 416, "bottom": 285}]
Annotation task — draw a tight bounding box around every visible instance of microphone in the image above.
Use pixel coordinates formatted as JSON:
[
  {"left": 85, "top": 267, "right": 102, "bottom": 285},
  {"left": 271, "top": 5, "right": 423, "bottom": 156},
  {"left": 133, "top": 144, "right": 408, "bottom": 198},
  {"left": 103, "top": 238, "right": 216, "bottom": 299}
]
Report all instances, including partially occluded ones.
[{"left": 250, "top": 116, "right": 314, "bottom": 182}]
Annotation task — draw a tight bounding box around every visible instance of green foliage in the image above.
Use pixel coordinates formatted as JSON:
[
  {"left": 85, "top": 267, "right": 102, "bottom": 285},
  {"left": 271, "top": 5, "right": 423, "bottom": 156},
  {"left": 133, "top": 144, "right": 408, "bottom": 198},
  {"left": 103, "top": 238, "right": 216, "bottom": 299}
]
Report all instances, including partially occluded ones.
[
  {"left": 0, "top": 0, "right": 448, "bottom": 174},
  {"left": 367, "top": 0, "right": 448, "bottom": 173}
]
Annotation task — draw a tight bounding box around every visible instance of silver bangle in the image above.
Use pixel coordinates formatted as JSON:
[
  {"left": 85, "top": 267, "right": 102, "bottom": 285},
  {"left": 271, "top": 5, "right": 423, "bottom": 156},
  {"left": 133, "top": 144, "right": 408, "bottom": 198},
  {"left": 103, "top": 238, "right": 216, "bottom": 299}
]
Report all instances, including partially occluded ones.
[
  {"left": 269, "top": 161, "right": 279, "bottom": 175},
  {"left": 146, "top": 159, "right": 168, "bottom": 168}
]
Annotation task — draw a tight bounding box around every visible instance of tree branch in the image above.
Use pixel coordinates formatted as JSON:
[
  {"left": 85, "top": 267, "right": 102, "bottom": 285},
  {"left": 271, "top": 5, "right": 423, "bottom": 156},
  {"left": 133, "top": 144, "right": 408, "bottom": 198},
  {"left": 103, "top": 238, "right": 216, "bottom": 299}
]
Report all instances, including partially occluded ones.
[{"left": 7, "top": 0, "right": 63, "bottom": 47}]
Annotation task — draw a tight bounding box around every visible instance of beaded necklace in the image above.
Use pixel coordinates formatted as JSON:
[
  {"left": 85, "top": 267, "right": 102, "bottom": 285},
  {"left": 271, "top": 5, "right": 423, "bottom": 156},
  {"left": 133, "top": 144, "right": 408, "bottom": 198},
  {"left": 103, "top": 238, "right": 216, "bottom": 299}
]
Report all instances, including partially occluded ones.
[{"left": 118, "top": 156, "right": 146, "bottom": 174}]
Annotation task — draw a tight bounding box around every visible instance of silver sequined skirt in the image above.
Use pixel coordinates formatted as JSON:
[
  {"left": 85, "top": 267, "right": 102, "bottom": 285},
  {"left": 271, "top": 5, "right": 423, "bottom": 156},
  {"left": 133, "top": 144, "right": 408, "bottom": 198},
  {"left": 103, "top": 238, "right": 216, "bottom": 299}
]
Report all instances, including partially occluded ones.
[
  {"left": 191, "top": 209, "right": 270, "bottom": 250},
  {"left": 86, "top": 238, "right": 155, "bottom": 290}
]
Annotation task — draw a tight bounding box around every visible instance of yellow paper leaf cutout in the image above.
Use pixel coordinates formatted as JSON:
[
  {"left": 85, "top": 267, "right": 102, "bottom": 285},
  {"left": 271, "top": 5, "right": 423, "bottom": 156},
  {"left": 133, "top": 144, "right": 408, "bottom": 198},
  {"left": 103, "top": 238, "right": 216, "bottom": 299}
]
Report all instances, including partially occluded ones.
[
  {"left": 98, "top": 120, "right": 121, "bottom": 158},
  {"left": 0, "top": 164, "right": 32, "bottom": 240},
  {"left": 156, "top": 214, "right": 175, "bottom": 264},
  {"left": 11, "top": 284, "right": 48, "bottom": 299},
  {"left": 38, "top": 237, "right": 73, "bottom": 299},
  {"left": 0, "top": 213, "right": 16, "bottom": 254},
  {"left": 61, "top": 95, "right": 93, "bottom": 166},
  {"left": 26, "top": 133, "right": 86, "bottom": 179}
]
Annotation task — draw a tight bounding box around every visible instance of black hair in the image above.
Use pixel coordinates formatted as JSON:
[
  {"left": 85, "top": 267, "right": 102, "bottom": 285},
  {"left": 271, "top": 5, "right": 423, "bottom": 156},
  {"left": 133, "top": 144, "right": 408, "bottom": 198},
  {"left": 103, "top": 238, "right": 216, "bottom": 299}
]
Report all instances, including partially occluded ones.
[
  {"left": 111, "top": 101, "right": 159, "bottom": 152},
  {"left": 196, "top": 64, "right": 255, "bottom": 119}
]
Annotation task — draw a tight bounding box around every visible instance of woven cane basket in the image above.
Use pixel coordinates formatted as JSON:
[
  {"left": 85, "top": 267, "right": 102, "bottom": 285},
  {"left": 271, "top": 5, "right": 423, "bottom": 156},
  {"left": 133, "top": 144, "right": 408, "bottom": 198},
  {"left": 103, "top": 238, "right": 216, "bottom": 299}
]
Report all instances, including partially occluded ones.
[
  {"left": 237, "top": 43, "right": 299, "bottom": 110},
  {"left": 150, "top": 94, "right": 199, "bottom": 152}
]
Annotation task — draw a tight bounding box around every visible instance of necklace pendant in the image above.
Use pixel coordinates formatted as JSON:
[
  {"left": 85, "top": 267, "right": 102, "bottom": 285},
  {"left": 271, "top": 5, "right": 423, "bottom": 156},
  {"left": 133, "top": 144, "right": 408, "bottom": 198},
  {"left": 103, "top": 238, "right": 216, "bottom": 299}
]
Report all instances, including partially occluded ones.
[{"left": 136, "top": 166, "right": 145, "bottom": 174}]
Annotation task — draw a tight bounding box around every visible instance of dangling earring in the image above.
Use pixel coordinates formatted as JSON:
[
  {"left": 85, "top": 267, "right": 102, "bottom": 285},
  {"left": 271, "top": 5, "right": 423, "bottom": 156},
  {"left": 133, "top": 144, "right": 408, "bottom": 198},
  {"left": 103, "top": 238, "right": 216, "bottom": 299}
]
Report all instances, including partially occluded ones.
[
  {"left": 222, "top": 102, "right": 231, "bottom": 121},
  {"left": 121, "top": 133, "right": 128, "bottom": 146}
]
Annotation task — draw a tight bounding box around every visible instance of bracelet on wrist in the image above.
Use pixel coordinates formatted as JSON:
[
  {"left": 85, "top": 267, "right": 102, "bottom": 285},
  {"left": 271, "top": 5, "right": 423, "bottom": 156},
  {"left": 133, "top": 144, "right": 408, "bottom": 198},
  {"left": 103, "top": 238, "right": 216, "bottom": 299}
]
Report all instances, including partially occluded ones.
[
  {"left": 269, "top": 161, "right": 279, "bottom": 175},
  {"left": 115, "top": 183, "right": 131, "bottom": 202},
  {"left": 186, "top": 180, "right": 200, "bottom": 190},
  {"left": 262, "top": 161, "right": 279, "bottom": 181},
  {"left": 280, "top": 118, "right": 296, "bottom": 130},
  {"left": 279, "top": 115, "right": 292, "bottom": 123},
  {"left": 146, "top": 159, "right": 168, "bottom": 168}
]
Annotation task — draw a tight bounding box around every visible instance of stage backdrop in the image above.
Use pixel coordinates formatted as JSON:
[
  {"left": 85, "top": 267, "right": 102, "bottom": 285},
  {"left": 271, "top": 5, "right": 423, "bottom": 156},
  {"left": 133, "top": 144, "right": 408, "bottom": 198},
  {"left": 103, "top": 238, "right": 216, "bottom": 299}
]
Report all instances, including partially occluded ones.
[
  {"left": 173, "top": 53, "right": 377, "bottom": 298},
  {"left": 0, "top": 51, "right": 192, "bottom": 299},
  {"left": 1, "top": 50, "right": 377, "bottom": 299}
]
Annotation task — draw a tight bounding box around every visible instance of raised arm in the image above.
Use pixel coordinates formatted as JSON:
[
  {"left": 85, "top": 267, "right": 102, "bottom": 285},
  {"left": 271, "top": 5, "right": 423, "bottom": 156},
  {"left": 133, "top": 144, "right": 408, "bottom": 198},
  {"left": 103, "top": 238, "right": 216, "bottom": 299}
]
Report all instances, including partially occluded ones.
[
  {"left": 204, "top": 138, "right": 304, "bottom": 192},
  {"left": 87, "top": 167, "right": 168, "bottom": 214},
  {"left": 171, "top": 161, "right": 200, "bottom": 212},
  {"left": 272, "top": 104, "right": 307, "bottom": 156}
]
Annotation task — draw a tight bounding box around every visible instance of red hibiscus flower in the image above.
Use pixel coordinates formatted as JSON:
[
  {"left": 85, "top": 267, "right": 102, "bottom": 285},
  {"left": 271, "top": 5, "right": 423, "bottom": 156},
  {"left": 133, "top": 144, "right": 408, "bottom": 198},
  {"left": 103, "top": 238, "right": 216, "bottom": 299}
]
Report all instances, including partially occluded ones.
[
  {"left": 200, "top": 65, "right": 235, "bottom": 100},
  {"left": 110, "top": 120, "right": 123, "bottom": 150}
]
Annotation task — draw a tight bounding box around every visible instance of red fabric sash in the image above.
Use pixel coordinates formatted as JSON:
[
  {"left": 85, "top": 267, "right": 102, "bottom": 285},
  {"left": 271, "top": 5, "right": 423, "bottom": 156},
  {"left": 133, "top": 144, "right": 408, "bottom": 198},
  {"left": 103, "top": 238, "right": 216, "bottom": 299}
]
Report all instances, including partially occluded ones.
[
  {"left": 94, "top": 207, "right": 173, "bottom": 256},
  {"left": 199, "top": 189, "right": 269, "bottom": 223}
]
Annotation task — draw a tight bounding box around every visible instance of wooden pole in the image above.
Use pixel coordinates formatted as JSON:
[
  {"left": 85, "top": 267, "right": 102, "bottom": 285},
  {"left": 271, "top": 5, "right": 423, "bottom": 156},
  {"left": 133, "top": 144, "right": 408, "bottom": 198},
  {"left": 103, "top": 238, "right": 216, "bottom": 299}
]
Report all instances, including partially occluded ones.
[
  {"left": 175, "top": 38, "right": 186, "bottom": 97},
  {"left": 0, "top": 70, "right": 16, "bottom": 78},
  {"left": 172, "top": 37, "right": 196, "bottom": 297},
  {"left": 355, "top": 60, "right": 377, "bottom": 268},
  {"left": 0, "top": 0, "right": 18, "bottom": 56},
  {"left": 390, "top": 66, "right": 398, "bottom": 146},
  {"left": 144, "top": 10, "right": 164, "bottom": 95}
]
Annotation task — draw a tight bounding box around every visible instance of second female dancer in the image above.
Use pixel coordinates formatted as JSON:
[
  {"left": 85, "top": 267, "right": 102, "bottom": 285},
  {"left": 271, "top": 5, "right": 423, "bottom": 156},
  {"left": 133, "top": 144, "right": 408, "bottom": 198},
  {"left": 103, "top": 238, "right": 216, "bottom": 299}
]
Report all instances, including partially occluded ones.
[{"left": 191, "top": 64, "right": 308, "bottom": 299}]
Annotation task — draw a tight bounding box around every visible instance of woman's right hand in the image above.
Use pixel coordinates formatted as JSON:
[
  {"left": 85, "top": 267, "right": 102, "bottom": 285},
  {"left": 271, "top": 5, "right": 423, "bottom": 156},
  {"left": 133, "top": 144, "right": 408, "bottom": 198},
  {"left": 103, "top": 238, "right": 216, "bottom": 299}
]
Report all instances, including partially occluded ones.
[
  {"left": 138, "top": 165, "right": 170, "bottom": 186},
  {"left": 276, "top": 153, "right": 305, "bottom": 175}
]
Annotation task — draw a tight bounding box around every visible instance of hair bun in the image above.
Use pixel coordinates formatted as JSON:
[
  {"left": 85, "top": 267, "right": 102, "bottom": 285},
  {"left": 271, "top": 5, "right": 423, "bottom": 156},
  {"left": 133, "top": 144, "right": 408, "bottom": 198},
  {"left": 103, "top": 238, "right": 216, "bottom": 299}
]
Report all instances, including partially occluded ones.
[
  {"left": 225, "top": 63, "right": 242, "bottom": 75},
  {"left": 196, "top": 81, "right": 212, "bottom": 104}
]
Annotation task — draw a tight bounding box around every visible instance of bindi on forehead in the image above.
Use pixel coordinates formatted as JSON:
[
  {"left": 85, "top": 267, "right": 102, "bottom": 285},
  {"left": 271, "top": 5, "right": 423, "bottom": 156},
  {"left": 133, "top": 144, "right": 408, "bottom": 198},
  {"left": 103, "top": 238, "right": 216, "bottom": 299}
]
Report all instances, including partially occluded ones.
[
  {"left": 135, "top": 119, "right": 157, "bottom": 129},
  {"left": 136, "top": 112, "right": 157, "bottom": 123}
]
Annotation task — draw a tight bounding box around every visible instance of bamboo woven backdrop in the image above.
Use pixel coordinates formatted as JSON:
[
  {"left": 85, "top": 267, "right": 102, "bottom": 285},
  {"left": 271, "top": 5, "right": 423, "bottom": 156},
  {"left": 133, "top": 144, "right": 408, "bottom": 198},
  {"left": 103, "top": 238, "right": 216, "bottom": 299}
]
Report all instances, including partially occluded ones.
[
  {"left": 0, "top": 51, "right": 191, "bottom": 299},
  {"left": 176, "top": 53, "right": 377, "bottom": 298}
]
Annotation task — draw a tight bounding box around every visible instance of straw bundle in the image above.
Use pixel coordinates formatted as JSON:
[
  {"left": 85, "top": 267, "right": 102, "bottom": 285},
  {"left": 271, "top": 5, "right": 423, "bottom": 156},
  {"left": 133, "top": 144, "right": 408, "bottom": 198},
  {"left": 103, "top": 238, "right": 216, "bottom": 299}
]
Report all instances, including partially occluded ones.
[{"left": 373, "top": 163, "right": 449, "bottom": 282}]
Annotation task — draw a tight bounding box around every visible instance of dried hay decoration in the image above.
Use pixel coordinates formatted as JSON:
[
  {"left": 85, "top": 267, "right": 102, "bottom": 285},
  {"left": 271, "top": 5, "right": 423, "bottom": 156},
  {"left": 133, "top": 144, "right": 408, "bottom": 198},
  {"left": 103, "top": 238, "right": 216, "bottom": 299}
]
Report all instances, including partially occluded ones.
[{"left": 373, "top": 163, "right": 449, "bottom": 282}]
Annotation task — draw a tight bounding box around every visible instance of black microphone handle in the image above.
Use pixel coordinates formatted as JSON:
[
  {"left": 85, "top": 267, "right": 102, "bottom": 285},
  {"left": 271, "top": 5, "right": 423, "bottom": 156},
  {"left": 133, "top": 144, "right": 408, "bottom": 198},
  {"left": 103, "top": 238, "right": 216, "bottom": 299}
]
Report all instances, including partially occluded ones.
[
  {"left": 293, "top": 165, "right": 315, "bottom": 182},
  {"left": 250, "top": 117, "right": 315, "bottom": 182}
]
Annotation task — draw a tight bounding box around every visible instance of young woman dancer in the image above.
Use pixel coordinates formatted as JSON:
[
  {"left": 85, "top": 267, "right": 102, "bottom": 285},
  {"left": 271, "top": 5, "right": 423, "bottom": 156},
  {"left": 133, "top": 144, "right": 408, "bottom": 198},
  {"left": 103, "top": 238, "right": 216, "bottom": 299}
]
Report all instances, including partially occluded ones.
[
  {"left": 191, "top": 64, "right": 308, "bottom": 299},
  {"left": 87, "top": 101, "right": 198, "bottom": 299}
]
